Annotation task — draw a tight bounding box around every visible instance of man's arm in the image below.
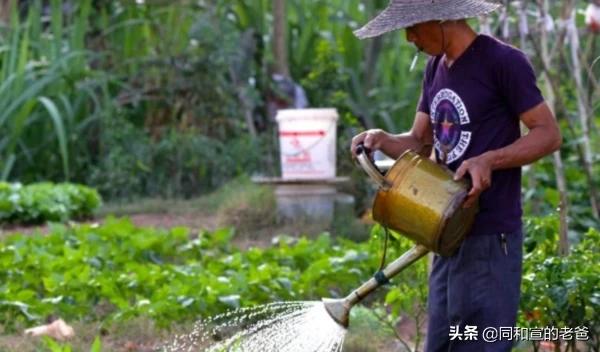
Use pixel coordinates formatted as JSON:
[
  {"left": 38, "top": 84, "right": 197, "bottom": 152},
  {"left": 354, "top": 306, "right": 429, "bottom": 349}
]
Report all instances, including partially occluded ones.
[
  {"left": 351, "top": 112, "right": 434, "bottom": 159},
  {"left": 454, "top": 102, "right": 562, "bottom": 208}
]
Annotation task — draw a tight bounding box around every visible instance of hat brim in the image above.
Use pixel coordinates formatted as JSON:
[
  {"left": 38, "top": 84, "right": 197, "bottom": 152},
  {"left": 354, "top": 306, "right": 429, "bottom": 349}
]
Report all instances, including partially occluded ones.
[{"left": 354, "top": 0, "right": 502, "bottom": 39}]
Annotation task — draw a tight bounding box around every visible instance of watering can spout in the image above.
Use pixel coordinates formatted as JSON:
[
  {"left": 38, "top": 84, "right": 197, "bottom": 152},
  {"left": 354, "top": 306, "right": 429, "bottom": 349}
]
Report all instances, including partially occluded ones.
[
  {"left": 322, "top": 297, "right": 351, "bottom": 328},
  {"left": 322, "top": 245, "right": 430, "bottom": 328}
]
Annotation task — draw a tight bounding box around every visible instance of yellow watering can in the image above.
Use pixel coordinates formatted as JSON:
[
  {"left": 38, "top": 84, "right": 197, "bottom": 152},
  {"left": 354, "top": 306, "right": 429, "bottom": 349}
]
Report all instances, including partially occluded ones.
[{"left": 323, "top": 144, "right": 478, "bottom": 327}]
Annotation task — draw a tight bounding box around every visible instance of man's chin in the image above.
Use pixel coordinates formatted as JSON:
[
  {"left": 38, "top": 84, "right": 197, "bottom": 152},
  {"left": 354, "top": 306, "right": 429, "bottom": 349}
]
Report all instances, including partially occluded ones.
[{"left": 423, "top": 49, "right": 443, "bottom": 57}]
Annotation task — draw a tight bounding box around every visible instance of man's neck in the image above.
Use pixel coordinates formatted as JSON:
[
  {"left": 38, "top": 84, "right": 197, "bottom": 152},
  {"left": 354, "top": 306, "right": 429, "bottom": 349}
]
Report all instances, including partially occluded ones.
[{"left": 442, "top": 24, "right": 478, "bottom": 67}]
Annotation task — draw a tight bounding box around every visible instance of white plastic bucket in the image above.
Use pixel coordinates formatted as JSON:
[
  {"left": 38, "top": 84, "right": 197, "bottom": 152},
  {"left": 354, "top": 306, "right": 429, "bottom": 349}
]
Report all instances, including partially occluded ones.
[{"left": 276, "top": 108, "right": 338, "bottom": 180}]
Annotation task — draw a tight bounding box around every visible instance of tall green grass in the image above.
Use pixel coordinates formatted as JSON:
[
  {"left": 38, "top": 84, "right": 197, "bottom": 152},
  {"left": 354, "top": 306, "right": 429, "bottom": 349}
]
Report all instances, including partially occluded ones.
[{"left": 0, "top": 0, "right": 112, "bottom": 182}]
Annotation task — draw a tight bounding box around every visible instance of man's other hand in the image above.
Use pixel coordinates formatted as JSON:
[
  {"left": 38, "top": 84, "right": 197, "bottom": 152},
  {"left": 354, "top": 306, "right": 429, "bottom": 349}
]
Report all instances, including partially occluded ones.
[{"left": 454, "top": 154, "right": 494, "bottom": 209}]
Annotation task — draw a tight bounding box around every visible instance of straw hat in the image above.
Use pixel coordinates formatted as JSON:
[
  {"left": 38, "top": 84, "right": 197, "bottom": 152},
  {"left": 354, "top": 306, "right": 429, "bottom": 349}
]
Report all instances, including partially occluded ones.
[{"left": 354, "top": 0, "right": 503, "bottom": 39}]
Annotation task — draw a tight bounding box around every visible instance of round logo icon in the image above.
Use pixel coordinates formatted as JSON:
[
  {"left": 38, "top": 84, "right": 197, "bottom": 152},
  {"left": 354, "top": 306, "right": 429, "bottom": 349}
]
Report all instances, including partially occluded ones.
[{"left": 430, "top": 89, "right": 471, "bottom": 164}]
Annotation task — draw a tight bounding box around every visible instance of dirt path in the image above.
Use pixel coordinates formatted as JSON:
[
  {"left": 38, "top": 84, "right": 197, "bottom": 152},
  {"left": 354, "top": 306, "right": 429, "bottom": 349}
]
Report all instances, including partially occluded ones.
[
  {"left": 0, "top": 212, "right": 285, "bottom": 251},
  {"left": 1, "top": 213, "right": 217, "bottom": 237},
  {"left": 124, "top": 213, "right": 219, "bottom": 232}
]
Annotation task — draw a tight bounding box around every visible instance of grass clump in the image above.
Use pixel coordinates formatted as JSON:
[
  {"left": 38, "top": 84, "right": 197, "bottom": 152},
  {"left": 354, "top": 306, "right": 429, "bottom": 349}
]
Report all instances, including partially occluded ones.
[{"left": 216, "top": 177, "right": 277, "bottom": 231}]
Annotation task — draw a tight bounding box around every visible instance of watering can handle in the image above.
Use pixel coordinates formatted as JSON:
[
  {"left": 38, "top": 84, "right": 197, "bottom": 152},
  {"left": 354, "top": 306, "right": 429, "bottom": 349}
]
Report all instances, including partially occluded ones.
[{"left": 356, "top": 143, "right": 391, "bottom": 190}]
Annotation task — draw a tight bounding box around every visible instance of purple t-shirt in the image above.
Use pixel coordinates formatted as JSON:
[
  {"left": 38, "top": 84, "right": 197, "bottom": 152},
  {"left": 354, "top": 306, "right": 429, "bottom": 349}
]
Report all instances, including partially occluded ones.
[{"left": 417, "top": 34, "right": 544, "bottom": 236}]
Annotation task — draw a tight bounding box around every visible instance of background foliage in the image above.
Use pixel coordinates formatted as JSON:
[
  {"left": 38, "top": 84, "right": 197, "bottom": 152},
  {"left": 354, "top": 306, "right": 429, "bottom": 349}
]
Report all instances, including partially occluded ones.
[
  {"left": 0, "top": 1, "right": 597, "bottom": 224},
  {"left": 0, "top": 0, "right": 425, "bottom": 200}
]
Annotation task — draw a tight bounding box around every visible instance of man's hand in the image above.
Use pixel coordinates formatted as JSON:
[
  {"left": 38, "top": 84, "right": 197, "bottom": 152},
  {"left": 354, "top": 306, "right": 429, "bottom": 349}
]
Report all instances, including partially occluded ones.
[
  {"left": 454, "top": 154, "right": 494, "bottom": 209},
  {"left": 350, "top": 129, "right": 391, "bottom": 157},
  {"left": 349, "top": 112, "right": 434, "bottom": 160}
]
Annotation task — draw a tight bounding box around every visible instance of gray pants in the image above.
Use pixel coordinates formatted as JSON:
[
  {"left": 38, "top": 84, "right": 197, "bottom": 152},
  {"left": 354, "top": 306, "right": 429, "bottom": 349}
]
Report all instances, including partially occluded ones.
[{"left": 424, "top": 230, "right": 523, "bottom": 352}]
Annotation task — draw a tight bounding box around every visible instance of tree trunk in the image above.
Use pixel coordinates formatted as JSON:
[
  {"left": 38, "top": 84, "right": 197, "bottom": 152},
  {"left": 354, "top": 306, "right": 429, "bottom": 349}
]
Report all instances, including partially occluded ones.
[
  {"left": 0, "top": 0, "right": 10, "bottom": 24},
  {"left": 500, "top": 0, "right": 510, "bottom": 40},
  {"left": 564, "top": 8, "right": 600, "bottom": 219},
  {"left": 518, "top": 0, "right": 529, "bottom": 50},
  {"left": 583, "top": 36, "right": 599, "bottom": 121},
  {"left": 358, "top": 0, "right": 387, "bottom": 130},
  {"left": 517, "top": 0, "right": 542, "bottom": 214},
  {"left": 228, "top": 29, "right": 258, "bottom": 138},
  {"left": 364, "top": 36, "right": 382, "bottom": 94},
  {"left": 272, "top": 0, "right": 289, "bottom": 77},
  {"left": 538, "top": 0, "right": 570, "bottom": 256}
]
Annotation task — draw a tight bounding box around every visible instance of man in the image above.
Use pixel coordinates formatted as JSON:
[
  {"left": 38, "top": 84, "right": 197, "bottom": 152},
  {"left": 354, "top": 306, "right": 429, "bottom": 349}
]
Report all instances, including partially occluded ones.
[{"left": 350, "top": 1, "right": 561, "bottom": 351}]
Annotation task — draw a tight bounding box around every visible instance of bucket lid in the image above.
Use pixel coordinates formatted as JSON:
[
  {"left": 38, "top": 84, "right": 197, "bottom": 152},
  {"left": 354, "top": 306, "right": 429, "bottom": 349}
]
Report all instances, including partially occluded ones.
[{"left": 276, "top": 108, "right": 339, "bottom": 122}]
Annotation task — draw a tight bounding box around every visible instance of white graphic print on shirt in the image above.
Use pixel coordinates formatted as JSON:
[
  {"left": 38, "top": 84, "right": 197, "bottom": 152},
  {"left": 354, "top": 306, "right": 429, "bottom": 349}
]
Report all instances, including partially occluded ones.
[{"left": 430, "top": 88, "right": 471, "bottom": 164}]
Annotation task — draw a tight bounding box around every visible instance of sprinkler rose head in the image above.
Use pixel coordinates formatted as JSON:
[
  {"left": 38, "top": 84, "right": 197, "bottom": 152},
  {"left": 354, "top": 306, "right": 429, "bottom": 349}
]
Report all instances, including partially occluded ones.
[
  {"left": 321, "top": 245, "right": 431, "bottom": 329},
  {"left": 322, "top": 297, "right": 352, "bottom": 328}
]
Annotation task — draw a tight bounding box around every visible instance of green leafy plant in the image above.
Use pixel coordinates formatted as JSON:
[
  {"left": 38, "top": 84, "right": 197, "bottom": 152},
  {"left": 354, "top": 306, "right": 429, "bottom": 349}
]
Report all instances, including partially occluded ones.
[
  {"left": 520, "top": 223, "right": 600, "bottom": 351},
  {"left": 0, "top": 218, "right": 388, "bottom": 332},
  {"left": 0, "top": 216, "right": 597, "bottom": 350},
  {"left": 0, "top": 182, "right": 101, "bottom": 224},
  {"left": 42, "top": 337, "right": 73, "bottom": 352},
  {"left": 40, "top": 335, "right": 101, "bottom": 352}
]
